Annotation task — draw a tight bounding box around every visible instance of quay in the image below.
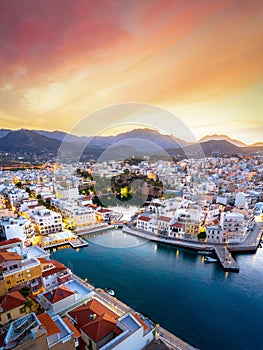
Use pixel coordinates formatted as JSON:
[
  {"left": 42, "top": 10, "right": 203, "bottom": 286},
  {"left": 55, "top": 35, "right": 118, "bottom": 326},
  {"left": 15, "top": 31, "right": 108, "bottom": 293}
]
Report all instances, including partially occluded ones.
[
  {"left": 214, "top": 246, "right": 239, "bottom": 272},
  {"left": 123, "top": 222, "right": 263, "bottom": 272},
  {"left": 69, "top": 237, "right": 89, "bottom": 249},
  {"left": 93, "top": 287, "right": 197, "bottom": 350},
  {"left": 70, "top": 274, "right": 197, "bottom": 349}
]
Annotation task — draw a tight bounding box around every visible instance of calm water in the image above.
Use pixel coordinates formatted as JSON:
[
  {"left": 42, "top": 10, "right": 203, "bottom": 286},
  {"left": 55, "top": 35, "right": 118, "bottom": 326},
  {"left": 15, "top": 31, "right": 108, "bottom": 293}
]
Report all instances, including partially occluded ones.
[{"left": 51, "top": 230, "right": 263, "bottom": 350}]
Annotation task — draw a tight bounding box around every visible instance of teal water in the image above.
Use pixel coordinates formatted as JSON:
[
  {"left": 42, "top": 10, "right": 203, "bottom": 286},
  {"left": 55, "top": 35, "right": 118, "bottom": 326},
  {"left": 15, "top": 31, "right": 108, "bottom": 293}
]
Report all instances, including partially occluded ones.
[{"left": 51, "top": 230, "right": 263, "bottom": 350}]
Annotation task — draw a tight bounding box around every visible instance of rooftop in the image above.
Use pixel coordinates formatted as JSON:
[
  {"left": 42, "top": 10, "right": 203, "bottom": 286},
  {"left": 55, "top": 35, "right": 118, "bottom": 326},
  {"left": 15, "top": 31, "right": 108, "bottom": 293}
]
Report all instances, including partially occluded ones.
[
  {"left": 0, "top": 291, "right": 26, "bottom": 312},
  {"left": 43, "top": 285, "right": 75, "bottom": 304}
]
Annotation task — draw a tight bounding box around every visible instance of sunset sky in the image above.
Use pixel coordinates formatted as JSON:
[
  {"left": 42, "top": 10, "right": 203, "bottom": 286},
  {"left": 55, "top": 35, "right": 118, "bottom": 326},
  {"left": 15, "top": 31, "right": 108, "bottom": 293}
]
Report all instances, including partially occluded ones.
[{"left": 0, "top": 0, "right": 262, "bottom": 144}]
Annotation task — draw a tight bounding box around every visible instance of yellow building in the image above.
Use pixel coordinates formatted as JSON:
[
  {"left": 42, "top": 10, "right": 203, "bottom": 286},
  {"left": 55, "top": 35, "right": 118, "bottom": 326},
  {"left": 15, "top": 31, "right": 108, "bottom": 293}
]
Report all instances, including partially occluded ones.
[
  {"left": 0, "top": 251, "right": 42, "bottom": 296},
  {"left": 0, "top": 291, "right": 26, "bottom": 325}
]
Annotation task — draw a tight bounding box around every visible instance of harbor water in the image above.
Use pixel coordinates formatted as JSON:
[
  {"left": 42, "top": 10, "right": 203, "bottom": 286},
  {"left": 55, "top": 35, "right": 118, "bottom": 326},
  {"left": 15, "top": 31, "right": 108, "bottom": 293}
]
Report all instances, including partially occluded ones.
[{"left": 51, "top": 229, "right": 263, "bottom": 350}]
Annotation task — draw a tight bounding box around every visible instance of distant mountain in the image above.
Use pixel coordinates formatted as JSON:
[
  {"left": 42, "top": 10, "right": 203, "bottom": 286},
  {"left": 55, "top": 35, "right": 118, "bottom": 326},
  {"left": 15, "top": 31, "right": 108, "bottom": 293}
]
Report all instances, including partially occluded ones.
[
  {"left": 0, "top": 129, "right": 10, "bottom": 139},
  {"left": 0, "top": 128, "right": 262, "bottom": 165},
  {"left": 34, "top": 130, "right": 92, "bottom": 143},
  {"left": 35, "top": 128, "right": 187, "bottom": 151},
  {"left": 250, "top": 142, "right": 263, "bottom": 147},
  {"left": 0, "top": 129, "right": 61, "bottom": 155},
  {"left": 200, "top": 140, "right": 247, "bottom": 154},
  {"left": 199, "top": 134, "right": 246, "bottom": 147}
]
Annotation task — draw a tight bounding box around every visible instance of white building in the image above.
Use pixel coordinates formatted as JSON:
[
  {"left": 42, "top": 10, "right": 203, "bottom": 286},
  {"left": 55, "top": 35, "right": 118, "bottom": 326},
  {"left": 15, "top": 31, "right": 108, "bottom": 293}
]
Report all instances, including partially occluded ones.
[
  {"left": 0, "top": 216, "right": 35, "bottom": 244},
  {"left": 30, "top": 208, "right": 62, "bottom": 235},
  {"left": 137, "top": 216, "right": 152, "bottom": 231},
  {"left": 7, "top": 188, "right": 29, "bottom": 207},
  {"left": 220, "top": 211, "right": 245, "bottom": 242},
  {"left": 235, "top": 192, "right": 248, "bottom": 209},
  {"left": 206, "top": 225, "right": 226, "bottom": 243},
  {"left": 61, "top": 204, "right": 96, "bottom": 228}
]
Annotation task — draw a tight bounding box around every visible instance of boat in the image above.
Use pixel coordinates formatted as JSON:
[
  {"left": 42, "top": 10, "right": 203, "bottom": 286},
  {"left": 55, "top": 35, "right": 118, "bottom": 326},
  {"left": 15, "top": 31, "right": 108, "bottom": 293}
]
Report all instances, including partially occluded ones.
[
  {"left": 105, "top": 288, "right": 115, "bottom": 296},
  {"left": 204, "top": 256, "right": 217, "bottom": 263},
  {"left": 198, "top": 251, "right": 213, "bottom": 256}
]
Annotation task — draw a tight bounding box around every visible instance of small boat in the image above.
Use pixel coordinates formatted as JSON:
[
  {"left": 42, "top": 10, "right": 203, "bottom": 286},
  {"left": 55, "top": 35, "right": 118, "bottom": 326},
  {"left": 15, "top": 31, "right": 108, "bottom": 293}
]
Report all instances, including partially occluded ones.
[
  {"left": 105, "top": 288, "right": 115, "bottom": 296},
  {"left": 204, "top": 256, "right": 217, "bottom": 263},
  {"left": 198, "top": 251, "right": 213, "bottom": 256}
]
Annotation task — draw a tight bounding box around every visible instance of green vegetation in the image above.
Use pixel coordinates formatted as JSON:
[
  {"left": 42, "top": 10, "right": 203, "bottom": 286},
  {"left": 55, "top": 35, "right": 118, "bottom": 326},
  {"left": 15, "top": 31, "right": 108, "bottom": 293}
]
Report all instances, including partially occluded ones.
[
  {"left": 20, "top": 286, "right": 31, "bottom": 298},
  {"left": 197, "top": 231, "right": 207, "bottom": 240}
]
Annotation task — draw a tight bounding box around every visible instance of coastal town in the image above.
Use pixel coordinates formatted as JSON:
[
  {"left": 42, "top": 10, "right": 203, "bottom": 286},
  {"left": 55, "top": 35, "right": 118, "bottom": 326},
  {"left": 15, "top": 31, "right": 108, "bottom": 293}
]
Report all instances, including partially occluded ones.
[{"left": 0, "top": 154, "right": 263, "bottom": 350}]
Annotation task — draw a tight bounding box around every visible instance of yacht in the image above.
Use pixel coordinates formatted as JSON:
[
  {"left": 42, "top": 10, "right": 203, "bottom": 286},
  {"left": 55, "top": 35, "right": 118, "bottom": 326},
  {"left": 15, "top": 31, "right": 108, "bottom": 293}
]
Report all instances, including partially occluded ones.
[
  {"left": 105, "top": 288, "right": 115, "bottom": 296},
  {"left": 204, "top": 256, "right": 217, "bottom": 263}
]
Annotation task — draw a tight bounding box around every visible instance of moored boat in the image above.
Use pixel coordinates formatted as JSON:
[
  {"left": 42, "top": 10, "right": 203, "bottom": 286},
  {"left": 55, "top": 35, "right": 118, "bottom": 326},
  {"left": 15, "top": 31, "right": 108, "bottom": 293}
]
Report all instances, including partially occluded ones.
[
  {"left": 105, "top": 288, "right": 115, "bottom": 296},
  {"left": 204, "top": 256, "right": 217, "bottom": 263}
]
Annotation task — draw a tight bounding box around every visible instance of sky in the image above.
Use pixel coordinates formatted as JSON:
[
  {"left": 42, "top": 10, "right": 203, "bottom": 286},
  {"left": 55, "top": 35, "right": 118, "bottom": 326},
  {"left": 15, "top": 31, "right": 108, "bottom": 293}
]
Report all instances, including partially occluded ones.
[{"left": 0, "top": 0, "right": 262, "bottom": 144}]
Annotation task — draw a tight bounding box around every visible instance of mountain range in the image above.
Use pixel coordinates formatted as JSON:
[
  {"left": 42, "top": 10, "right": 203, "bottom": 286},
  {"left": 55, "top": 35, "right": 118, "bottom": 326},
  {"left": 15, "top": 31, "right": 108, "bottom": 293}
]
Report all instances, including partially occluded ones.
[{"left": 0, "top": 128, "right": 262, "bottom": 165}]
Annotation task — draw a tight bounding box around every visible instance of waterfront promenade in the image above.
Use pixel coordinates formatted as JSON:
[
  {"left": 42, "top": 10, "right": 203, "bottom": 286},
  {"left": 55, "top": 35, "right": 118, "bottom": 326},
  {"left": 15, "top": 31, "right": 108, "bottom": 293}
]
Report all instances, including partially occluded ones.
[
  {"left": 123, "top": 222, "right": 263, "bottom": 271},
  {"left": 94, "top": 288, "right": 196, "bottom": 350}
]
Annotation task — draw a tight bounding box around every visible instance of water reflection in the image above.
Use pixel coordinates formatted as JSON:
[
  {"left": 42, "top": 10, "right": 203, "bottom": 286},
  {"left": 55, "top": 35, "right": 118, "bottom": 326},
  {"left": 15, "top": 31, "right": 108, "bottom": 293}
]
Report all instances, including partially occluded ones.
[{"left": 87, "top": 229, "right": 148, "bottom": 249}]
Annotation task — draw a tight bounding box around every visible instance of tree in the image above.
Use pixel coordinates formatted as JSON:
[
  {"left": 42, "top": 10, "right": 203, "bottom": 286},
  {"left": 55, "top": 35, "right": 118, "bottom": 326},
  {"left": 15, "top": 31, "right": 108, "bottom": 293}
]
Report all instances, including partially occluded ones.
[
  {"left": 197, "top": 231, "right": 206, "bottom": 240},
  {"left": 16, "top": 181, "right": 23, "bottom": 188},
  {"left": 20, "top": 286, "right": 31, "bottom": 298}
]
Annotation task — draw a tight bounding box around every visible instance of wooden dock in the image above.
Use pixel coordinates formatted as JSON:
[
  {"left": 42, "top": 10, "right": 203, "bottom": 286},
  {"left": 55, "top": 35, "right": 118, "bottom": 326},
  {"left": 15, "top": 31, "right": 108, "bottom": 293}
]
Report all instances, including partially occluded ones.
[{"left": 214, "top": 247, "right": 239, "bottom": 272}]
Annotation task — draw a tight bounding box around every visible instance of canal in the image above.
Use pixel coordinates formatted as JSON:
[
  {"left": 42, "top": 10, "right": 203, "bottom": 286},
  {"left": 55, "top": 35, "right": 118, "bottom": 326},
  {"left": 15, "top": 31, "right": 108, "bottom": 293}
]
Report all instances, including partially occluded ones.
[{"left": 51, "top": 229, "right": 263, "bottom": 350}]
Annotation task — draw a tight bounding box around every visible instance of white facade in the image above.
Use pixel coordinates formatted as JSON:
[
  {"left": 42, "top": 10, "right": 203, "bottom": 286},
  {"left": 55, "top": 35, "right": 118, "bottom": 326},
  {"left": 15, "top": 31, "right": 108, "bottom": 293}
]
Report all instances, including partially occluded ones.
[
  {"left": 30, "top": 208, "right": 62, "bottom": 235},
  {"left": 220, "top": 211, "right": 245, "bottom": 242},
  {"left": 8, "top": 189, "right": 29, "bottom": 206},
  {"left": 0, "top": 216, "right": 35, "bottom": 243},
  {"left": 61, "top": 204, "right": 96, "bottom": 228},
  {"left": 206, "top": 225, "right": 226, "bottom": 243},
  {"left": 137, "top": 216, "right": 152, "bottom": 231},
  {"left": 235, "top": 192, "right": 248, "bottom": 209},
  {"left": 100, "top": 313, "right": 154, "bottom": 350}
]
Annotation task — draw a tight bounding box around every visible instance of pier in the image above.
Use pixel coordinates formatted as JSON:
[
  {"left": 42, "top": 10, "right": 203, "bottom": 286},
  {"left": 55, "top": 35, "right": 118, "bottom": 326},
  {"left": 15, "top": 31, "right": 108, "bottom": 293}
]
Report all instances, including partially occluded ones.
[
  {"left": 214, "top": 247, "right": 240, "bottom": 272},
  {"left": 69, "top": 237, "right": 89, "bottom": 249},
  {"left": 123, "top": 222, "right": 263, "bottom": 272}
]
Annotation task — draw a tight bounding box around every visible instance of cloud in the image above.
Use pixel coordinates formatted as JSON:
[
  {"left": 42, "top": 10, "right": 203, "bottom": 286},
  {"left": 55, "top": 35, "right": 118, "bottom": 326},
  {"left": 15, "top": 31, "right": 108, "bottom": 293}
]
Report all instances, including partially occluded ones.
[{"left": 0, "top": 0, "right": 128, "bottom": 84}]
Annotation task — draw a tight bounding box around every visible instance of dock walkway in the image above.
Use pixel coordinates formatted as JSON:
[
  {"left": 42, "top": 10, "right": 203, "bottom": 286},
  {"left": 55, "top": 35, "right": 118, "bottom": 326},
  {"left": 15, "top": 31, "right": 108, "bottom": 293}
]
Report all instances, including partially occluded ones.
[
  {"left": 214, "top": 247, "right": 239, "bottom": 272},
  {"left": 69, "top": 237, "right": 89, "bottom": 249}
]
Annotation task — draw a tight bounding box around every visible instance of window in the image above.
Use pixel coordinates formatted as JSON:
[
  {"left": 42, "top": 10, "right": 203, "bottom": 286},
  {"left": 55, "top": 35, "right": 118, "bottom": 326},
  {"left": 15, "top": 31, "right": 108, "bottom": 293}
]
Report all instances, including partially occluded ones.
[
  {"left": 19, "top": 308, "right": 24, "bottom": 314},
  {"left": 7, "top": 313, "right": 12, "bottom": 320}
]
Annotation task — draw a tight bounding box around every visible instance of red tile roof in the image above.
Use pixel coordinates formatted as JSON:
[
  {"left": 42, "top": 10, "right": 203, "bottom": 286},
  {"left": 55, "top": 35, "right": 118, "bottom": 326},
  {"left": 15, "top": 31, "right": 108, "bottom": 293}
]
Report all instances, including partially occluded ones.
[
  {"left": 37, "top": 313, "right": 61, "bottom": 336},
  {"left": 0, "top": 291, "right": 25, "bottom": 311},
  {"left": 68, "top": 299, "right": 118, "bottom": 329},
  {"left": 97, "top": 208, "right": 112, "bottom": 213},
  {"left": 81, "top": 312, "right": 122, "bottom": 343},
  {"left": 41, "top": 259, "right": 67, "bottom": 278},
  {"left": 0, "top": 238, "right": 22, "bottom": 247},
  {"left": 158, "top": 216, "right": 171, "bottom": 222},
  {"left": 0, "top": 250, "right": 22, "bottom": 263},
  {"left": 43, "top": 285, "right": 74, "bottom": 304},
  {"left": 170, "top": 222, "right": 184, "bottom": 228},
  {"left": 63, "top": 317, "right": 81, "bottom": 338},
  {"left": 138, "top": 216, "right": 151, "bottom": 222}
]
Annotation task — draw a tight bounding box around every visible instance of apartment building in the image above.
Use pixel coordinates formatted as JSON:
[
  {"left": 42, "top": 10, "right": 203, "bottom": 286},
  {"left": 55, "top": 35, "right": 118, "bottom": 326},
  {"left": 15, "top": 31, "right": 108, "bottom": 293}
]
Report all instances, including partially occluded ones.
[
  {"left": 220, "top": 211, "right": 245, "bottom": 242},
  {"left": 30, "top": 209, "right": 62, "bottom": 235},
  {"left": 0, "top": 250, "right": 42, "bottom": 296},
  {"left": 0, "top": 216, "right": 35, "bottom": 244}
]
